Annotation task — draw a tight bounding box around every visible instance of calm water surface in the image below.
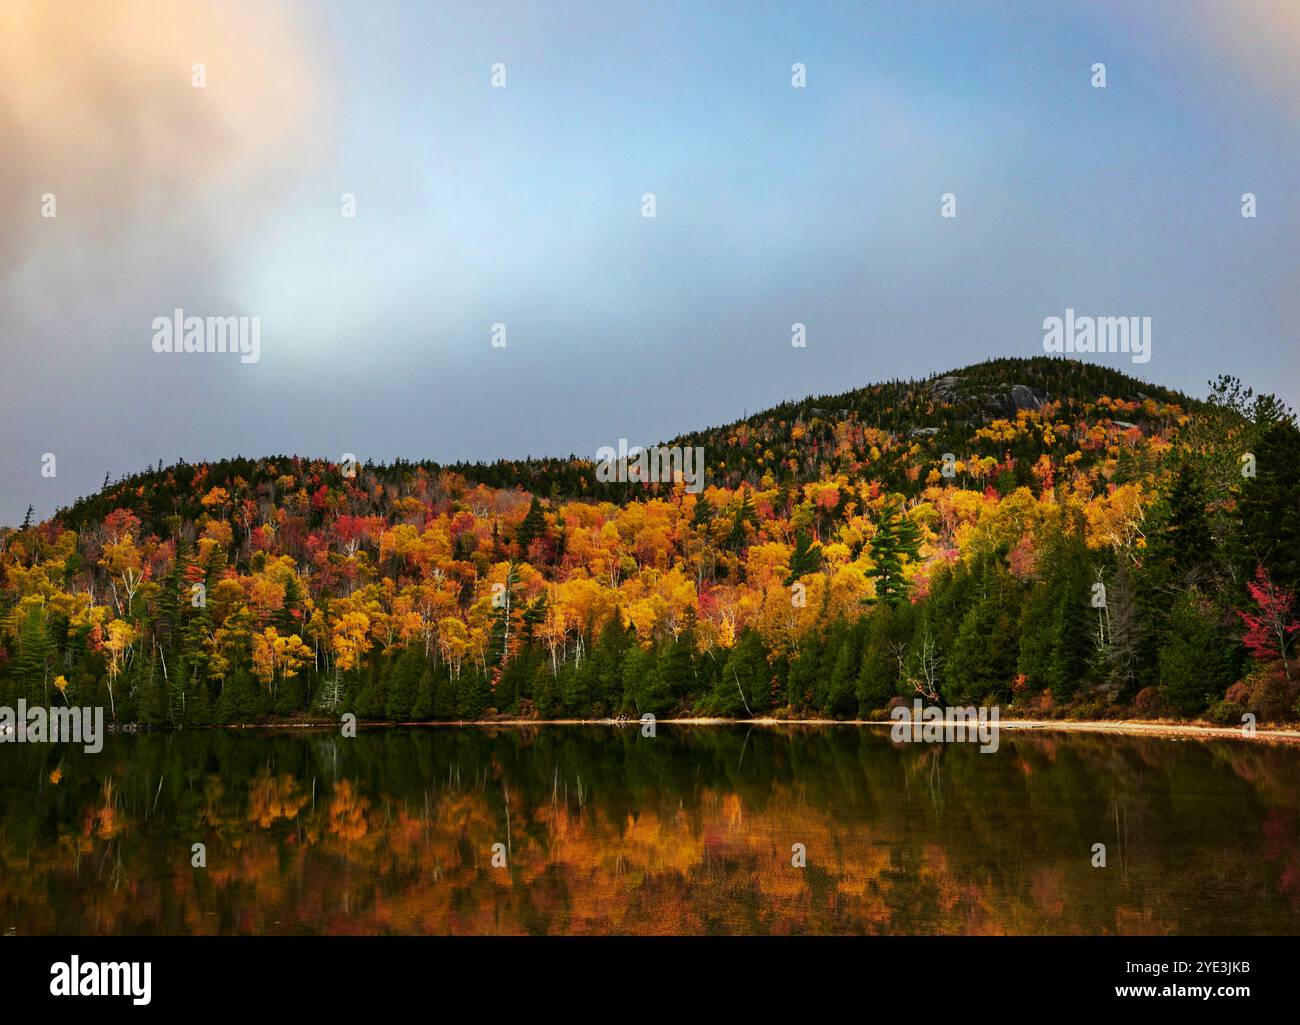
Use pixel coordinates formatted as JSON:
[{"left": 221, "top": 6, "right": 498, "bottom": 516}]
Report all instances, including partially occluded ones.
[{"left": 1, "top": 726, "right": 1296, "bottom": 935}]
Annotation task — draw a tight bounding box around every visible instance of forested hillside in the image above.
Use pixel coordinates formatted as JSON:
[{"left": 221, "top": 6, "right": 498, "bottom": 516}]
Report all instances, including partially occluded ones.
[{"left": 3, "top": 357, "right": 1297, "bottom": 726}]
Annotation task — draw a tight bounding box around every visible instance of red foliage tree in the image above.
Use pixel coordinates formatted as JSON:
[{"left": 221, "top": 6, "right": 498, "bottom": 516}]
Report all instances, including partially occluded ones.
[{"left": 1238, "top": 564, "right": 1298, "bottom": 682}]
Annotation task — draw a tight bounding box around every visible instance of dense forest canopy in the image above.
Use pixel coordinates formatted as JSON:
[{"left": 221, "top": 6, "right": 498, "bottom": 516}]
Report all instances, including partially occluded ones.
[{"left": 2, "top": 356, "right": 1297, "bottom": 726}]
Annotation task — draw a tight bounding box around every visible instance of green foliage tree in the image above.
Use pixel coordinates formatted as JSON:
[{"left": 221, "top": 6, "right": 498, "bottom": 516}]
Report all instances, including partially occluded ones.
[
  {"left": 784, "top": 528, "right": 824, "bottom": 586},
  {"left": 867, "top": 500, "right": 921, "bottom": 606},
  {"left": 1158, "top": 592, "right": 1234, "bottom": 716}
]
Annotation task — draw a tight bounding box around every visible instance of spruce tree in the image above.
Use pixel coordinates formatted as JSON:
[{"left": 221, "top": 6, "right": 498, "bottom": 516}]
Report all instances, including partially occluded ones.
[
  {"left": 784, "top": 528, "right": 824, "bottom": 586},
  {"left": 727, "top": 488, "right": 759, "bottom": 551},
  {"left": 691, "top": 495, "right": 716, "bottom": 529},
  {"left": 867, "top": 500, "right": 921, "bottom": 606},
  {"left": 515, "top": 497, "right": 548, "bottom": 557},
  {"left": 1235, "top": 416, "right": 1300, "bottom": 594},
  {"left": 385, "top": 647, "right": 423, "bottom": 720},
  {"left": 1158, "top": 592, "right": 1232, "bottom": 715}
]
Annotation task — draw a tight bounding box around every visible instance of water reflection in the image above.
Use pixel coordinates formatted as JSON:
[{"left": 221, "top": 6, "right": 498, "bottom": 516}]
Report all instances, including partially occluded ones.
[{"left": 1, "top": 726, "right": 1296, "bottom": 935}]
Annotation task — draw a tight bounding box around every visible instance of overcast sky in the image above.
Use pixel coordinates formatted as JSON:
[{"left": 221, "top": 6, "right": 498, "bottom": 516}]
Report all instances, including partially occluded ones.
[{"left": 2, "top": 0, "right": 1297, "bottom": 525}]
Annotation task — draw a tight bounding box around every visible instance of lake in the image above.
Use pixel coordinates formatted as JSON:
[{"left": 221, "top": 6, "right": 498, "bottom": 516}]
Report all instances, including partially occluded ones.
[{"left": 1, "top": 725, "right": 1296, "bottom": 935}]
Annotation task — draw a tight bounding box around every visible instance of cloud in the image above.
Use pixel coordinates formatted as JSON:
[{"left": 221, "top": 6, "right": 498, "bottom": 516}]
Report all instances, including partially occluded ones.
[
  {"left": 1103, "top": 0, "right": 1300, "bottom": 118},
  {"left": 0, "top": 0, "right": 323, "bottom": 317},
  {"left": 1188, "top": 0, "right": 1300, "bottom": 108},
  {"left": 0, "top": 0, "right": 325, "bottom": 523}
]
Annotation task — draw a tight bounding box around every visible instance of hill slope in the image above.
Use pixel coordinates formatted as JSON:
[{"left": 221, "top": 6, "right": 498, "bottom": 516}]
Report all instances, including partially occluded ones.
[
  {"left": 2, "top": 356, "right": 1297, "bottom": 727},
  {"left": 54, "top": 356, "right": 1194, "bottom": 530}
]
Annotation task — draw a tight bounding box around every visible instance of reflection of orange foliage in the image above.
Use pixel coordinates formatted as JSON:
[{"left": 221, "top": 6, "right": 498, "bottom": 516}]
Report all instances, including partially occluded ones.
[
  {"left": 5, "top": 731, "right": 1297, "bottom": 937},
  {"left": 248, "top": 775, "right": 309, "bottom": 828},
  {"left": 328, "top": 780, "right": 370, "bottom": 843},
  {"left": 83, "top": 781, "right": 121, "bottom": 840},
  {"left": 722, "top": 793, "right": 743, "bottom": 828}
]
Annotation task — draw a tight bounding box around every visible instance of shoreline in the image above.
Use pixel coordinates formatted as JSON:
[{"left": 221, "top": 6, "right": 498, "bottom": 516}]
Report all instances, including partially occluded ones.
[{"left": 183, "top": 716, "right": 1300, "bottom": 745}]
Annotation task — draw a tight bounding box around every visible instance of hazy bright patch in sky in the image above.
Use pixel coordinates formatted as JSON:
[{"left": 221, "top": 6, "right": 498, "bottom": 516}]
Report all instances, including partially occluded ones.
[{"left": 1, "top": 0, "right": 1297, "bottom": 524}]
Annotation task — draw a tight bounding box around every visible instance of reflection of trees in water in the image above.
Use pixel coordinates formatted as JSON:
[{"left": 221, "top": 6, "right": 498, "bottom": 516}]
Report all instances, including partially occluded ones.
[{"left": 0, "top": 727, "right": 1295, "bottom": 935}]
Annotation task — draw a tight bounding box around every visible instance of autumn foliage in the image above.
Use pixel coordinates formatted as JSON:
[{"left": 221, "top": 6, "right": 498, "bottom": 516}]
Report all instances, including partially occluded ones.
[{"left": 2, "top": 358, "right": 1297, "bottom": 724}]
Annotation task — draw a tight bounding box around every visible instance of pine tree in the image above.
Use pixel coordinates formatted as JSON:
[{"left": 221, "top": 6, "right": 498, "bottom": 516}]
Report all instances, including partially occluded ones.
[
  {"left": 856, "top": 600, "right": 915, "bottom": 714},
  {"left": 515, "top": 497, "right": 548, "bottom": 557},
  {"left": 12, "top": 599, "right": 54, "bottom": 695},
  {"left": 1159, "top": 592, "right": 1232, "bottom": 715},
  {"left": 276, "top": 573, "right": 305, "bottom": 634},
  {"left": 727, "top": 488, "right": 759, "bottom": 551},
  {"left": 654, "top": 617, "right": 702, "bottom": 711},
  {"left": 385, "top": 646, "right": 423, "bottom": 720},
  {"left": 867, "top": 500, "right": 921, "bottom": 606},
  {"left": 943, "top": 557, "right": 1020, "bottom": 704},
  {"left": 1148, "top": 462, "right": 1212, "bottom": 589},
  {"left": 620, "top": 644, "right": 653, "bottom": 715},
  {"left": 410, "top": 668, "right": 434, "bottom": 720},
  {"left": 217, "top": 669, "right": 268, "bottom": 723},
  {"left": 784, "top": 528, "right": 824, "bottom": 586},
  {"left": 713, "top": 629, "right": 770, "bottom": 716},
  {"left": 786, "top": 631, "right": 824, "bottom": 710},
  {"left": 1018, "top": 527, "right": 1092, "bottom": 699},
  {"left": 456, "top": 668, "right": 490, "bottom": 718},
  {"left": 590, "top": 614, "right": 632, "bottom": 714},
  {"left": 824, "top": 619, "right": 866, "bottom": 717},
  {"left": 1235, "top": 415, "right": 1300, "bottom": 594}
]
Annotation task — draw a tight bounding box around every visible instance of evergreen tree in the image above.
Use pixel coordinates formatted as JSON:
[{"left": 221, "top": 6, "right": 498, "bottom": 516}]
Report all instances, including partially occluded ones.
[
  {"left": 786, "top": 631, "right": 824, "bottom": 710},
  {"left": 712, "top": 629, "right": 770, "bottom": 716},
  {"left": 823, "top": 619, "right": 866, "bottom": 717},
  {"left": 1017, "top": 528, "right": 1092, "bottom": 699},
  {"left": 1235, "top": 415, "right": 1300, "bottom": 595},
  {"left": 217, "top": 669, "right": 268, "bottom": 723},
  {"left": 531, "top": 657, "right": 561, "bottom": 717},
  {"left": 456, "top": 670, "right": 492, "bottom": 719},
  {"left": 590, "top": 614, "right": 632, "bottom": 714},
  {"left": 515, "top": 497, "right": 548, "bottom": 557},
  {"left": 431, "top": 669, "right": 458, "bottom": 719},
  {"left": 410, "top": 668, "right": 434, "bottom": 720},
  {"left": 657, "top": 622, "right": 698, "bottom": 706},
  {"left": 385, "top": 646, "right": 423, "bottom": 720},
  {"left": 856, "top": 602, "right": 913, "bottom": 714},
  {"left": 620, "top": 644, "right": 653, "bottom": 715},
  {"left": 784, "top": 528, "right": 824, "bottom": 586},
  {"left": 1158, "top": 592, "right": 1233, "bottom": 715},
  {"left": 943, "top": 557, "right": 1020, "bottom": 704},
  {"left": 727, "top": 488, "right": 759, "bottom": 551},
  {"left": 691, "top": 495, "right": 716, "bottom": 529},
  {"left": 867, "top": 500, "right": 921, "bottom": 606},
  {"left": 134, "top": 660, "right": 168, "bottom": 726},
  {"left": 11, "top": 599, "right": 54, "bottom": 694}
]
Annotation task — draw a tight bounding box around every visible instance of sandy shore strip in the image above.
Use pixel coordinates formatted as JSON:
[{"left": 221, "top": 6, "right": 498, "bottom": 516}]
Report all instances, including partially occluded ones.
[{"left": 220, "top": 716, "right": 1300, "bottom": 745}]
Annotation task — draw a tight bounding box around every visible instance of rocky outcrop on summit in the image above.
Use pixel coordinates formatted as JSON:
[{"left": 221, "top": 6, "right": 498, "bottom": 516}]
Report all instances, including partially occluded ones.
[{"left": 930, "top": 375, "right": 1048, "bottom": 418}]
